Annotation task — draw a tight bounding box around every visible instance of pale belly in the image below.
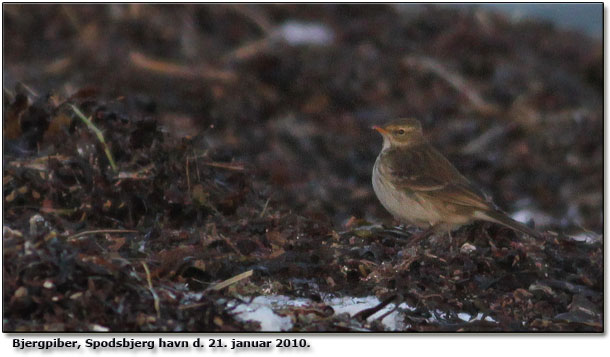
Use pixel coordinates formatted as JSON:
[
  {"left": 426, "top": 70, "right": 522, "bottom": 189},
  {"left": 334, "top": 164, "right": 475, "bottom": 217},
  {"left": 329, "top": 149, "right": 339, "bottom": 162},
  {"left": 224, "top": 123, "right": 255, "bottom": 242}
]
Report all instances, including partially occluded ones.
[{"left": 372, "top": 158, "right": 442, "bottom": 227}]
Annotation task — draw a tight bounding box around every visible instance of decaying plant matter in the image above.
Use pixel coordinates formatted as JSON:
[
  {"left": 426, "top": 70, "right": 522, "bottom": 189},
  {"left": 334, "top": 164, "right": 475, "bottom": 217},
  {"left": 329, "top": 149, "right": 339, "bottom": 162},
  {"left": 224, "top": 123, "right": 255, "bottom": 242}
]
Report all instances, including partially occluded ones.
[{"left": 3, "top": 4, "right": 602, "bottom": 331}]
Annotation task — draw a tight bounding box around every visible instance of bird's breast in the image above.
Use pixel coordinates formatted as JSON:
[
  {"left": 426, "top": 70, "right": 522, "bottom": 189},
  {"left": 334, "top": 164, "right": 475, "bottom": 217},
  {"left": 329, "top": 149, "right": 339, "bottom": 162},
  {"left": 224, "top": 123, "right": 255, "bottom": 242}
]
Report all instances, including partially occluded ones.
[{"left": 372, "top": 155, "right": 440, "bottom": 226}]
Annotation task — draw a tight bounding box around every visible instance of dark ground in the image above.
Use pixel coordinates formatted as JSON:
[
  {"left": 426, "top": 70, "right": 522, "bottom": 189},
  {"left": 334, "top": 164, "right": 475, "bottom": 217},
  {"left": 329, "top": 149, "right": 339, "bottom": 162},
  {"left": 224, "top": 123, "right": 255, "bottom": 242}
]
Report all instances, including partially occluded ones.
[{"left": 2, "top": 4, "right": 603, "bottom": 331}]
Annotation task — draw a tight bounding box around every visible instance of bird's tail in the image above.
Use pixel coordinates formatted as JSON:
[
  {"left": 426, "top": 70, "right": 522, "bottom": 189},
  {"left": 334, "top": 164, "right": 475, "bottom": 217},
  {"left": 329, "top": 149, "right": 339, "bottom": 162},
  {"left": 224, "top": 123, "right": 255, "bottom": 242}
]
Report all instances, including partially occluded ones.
[{"left": 474, "top": 210, "right": 541, "bottom": 238}]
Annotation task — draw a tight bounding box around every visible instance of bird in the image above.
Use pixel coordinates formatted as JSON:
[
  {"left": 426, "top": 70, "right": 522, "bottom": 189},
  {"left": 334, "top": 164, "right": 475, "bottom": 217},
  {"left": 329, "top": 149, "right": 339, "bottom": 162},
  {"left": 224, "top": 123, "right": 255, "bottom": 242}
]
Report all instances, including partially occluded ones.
[{"left": 371, "top": 118, "right": 540, "bottom": 239}]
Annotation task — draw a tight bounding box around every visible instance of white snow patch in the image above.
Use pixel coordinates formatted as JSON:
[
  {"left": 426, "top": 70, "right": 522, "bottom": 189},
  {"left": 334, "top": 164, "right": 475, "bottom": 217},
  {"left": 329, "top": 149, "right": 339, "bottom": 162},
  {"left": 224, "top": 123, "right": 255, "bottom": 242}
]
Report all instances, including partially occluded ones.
[
  {"left": 511, "top": 209, "right": 554, "bottom": 227},
  {"left": 230, "top": 295, "right": 412, "bottom": 331},
  {"left": 229, "top": 294, "right": 495, "bottom": 331},
  {"left": 232, "top": 304, "right": 293, "bottom": 331},
  {"left": 457, "top": 312, "right": 496, "bottom": 323},
  {"left": 326, "top": 296, "right": 411, "bottom": 330},
  {"left": 567, "top": 232, "right": 602, "bottom": 244},
  {"left": 276, "top": 22, "right": 334, "bottom": 46},
  {"left": 230, "top": 296, "right": 303, "bottom": 331},
  {"left": 457, "top": 312, "right": 472, "bottom": 321}
]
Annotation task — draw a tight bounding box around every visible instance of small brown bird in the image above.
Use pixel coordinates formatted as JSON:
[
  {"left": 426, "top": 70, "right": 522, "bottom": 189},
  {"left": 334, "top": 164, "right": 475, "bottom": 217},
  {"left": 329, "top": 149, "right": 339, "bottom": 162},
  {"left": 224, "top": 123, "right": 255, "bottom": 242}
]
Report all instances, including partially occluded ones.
[{"left": 372, "top": 118, "right": 540, "bottom": 238}]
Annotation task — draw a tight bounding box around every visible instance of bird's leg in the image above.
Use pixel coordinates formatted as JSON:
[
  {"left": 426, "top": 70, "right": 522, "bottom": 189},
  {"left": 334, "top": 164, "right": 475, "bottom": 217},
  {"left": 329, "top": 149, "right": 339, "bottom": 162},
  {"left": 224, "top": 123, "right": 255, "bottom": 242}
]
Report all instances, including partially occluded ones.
[
  {"left": 391, "top": 217, "right": 406, "bottom": 231},
  {"left": 405, "top": 226, "right": 435, "bottom": 248}
]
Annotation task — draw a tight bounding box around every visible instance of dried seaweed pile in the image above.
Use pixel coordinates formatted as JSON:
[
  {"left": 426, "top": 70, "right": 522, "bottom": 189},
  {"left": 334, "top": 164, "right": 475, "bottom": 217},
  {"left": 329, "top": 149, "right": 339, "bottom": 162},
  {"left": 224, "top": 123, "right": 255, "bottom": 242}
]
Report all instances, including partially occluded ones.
[{"left": 2, "top": 5, "right": 603, "bottom": 331}]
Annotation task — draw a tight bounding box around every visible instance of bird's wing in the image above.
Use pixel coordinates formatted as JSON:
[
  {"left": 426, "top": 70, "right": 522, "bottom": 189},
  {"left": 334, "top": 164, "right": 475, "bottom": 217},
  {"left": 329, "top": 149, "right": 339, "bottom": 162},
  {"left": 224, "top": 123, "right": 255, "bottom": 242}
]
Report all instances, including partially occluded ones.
[{"left": 385, "top": 145, "right": 491, "bottom": 210}]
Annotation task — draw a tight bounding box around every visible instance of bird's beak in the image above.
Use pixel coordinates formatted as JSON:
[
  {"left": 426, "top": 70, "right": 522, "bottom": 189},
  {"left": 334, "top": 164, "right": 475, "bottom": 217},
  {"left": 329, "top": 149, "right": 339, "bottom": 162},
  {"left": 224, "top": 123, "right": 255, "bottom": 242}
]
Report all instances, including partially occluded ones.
[{"left": 372, "top": 125, "right": 389, "bottom": 135}]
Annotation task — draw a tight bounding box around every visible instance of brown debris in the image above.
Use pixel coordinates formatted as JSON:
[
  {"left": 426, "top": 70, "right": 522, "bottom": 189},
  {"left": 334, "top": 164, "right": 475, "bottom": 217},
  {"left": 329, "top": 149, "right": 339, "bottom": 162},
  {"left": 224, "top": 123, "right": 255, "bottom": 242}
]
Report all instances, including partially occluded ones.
[{"left": 3, "top": 4, "right": 602, "bottom": 332}]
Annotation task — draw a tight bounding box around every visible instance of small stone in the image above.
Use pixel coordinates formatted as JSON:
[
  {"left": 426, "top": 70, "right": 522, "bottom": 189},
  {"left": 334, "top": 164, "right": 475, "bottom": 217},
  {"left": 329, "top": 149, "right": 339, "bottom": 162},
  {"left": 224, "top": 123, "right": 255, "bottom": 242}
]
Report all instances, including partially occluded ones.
[
  {"left": 29, "top": 214, "right": 45, "bottom": 236},
  {"left": 14, "top": 286, "right": 28, "bottom": 298},
  {"left": 3, "top": 226, "right": 23, "bottom": 238},
  {"left": 90, "top": 324, "right": 109, "bottom": 332},
  {"left": 460, "top": 242, "right": 477, "bottom": 254}
]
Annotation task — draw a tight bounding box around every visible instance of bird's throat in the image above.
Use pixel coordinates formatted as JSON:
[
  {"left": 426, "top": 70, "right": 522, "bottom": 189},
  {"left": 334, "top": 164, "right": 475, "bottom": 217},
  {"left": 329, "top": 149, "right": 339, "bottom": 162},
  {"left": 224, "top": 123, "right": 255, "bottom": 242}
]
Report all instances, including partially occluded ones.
[{"left": 381, "top": 136, "right": 391, "bottom": 151}]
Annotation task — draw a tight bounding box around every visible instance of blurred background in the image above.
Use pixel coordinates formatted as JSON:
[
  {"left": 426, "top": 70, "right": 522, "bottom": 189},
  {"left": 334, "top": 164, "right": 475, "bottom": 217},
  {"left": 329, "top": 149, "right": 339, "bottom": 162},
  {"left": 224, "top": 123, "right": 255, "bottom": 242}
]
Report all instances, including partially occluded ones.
[
  {"left": 3, "top": 4, "right": 603, "bottom": 233},
  {"left": 475, "top": 3, "right": 602, "bottom": 37}
]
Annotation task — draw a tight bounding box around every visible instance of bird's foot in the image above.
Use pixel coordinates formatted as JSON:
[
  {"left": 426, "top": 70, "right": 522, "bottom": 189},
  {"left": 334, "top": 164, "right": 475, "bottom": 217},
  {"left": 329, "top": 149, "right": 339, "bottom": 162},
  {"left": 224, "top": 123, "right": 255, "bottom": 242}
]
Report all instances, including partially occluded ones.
[{"left": 405, "top": 227, "right": 435, "bottom": 248}]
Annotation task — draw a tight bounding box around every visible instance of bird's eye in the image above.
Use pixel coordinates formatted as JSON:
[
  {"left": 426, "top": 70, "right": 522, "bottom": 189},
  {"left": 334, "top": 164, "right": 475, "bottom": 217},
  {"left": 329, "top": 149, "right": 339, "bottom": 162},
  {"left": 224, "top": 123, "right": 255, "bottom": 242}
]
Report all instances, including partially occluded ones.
[{"left": 397, "top": 129, "right": 405, "bottom": 135}]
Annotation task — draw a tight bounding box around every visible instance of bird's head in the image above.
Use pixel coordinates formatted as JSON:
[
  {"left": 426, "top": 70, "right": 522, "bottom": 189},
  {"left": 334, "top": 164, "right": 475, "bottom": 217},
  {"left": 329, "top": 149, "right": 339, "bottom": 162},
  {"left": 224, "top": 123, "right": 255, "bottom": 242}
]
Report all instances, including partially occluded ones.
[{"left": 373, "top": 118, "right": 425, "bottom": 150}]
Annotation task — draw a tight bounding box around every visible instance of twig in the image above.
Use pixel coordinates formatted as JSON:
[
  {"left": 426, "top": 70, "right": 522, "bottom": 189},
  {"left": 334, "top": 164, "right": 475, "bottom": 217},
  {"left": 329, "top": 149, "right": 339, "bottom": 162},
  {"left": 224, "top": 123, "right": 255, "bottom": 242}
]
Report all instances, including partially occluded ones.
[
  {"left": 9, "top": 154, "right": 71, "bottom": 171},
  {"left": 424, "top": 252, "right": 447, "bottom": 263},
  {"left": 220, "top": 5, "right": 274, "bottom": 62},
  {"left": 206, "top": 270, "right": 253, "bottom": 292},
  {"left": 405, "top": 227, "right": 434, "bottom": 249},
  {"left": 45, "top": 57, "right": 72, "bottom": 75},
  {"left": 461, "top": 124, "right": 507, "bottom": 154},
  {"left": 41, "top": 207, "right": 79, "bottom": 215},
  {"left": 219, "top": 234, "right": 243, "bottom": 255},
  {"left": 374, "top": 302, "right": 402, "bottom": 323},
  {"left": 403, "top": 56, "right": 499, "bottom": 116},
  {"left": 353, "top": 294, "right": 398, "bottom": 321},
  {"left": 178, "top": 302, "right": 209, "bottom": 310},
  {"left": 67, "top": 229, "right": 138, "bottom": 240},
  {"left": 70, "top": 104, "right": 118, "bottom": 173},
  {"left": 185, "top": 155, "right": 191, "bottom": 193},
  {"left": 222, "top": 38, "right": 272, "bottom": 63},
  {"left": 259, "top": 197, "right": 271, "bottom": 218},
  {"left": 16, "top": 82, "right": 39, "bottom": 98},
  {"left": 142, "top": 262, "right": 161, "bottom": 319},
  {"left": 187, "top": 153, "right": 246, "bottom": 171},
  {"left": 60, "top": 4, "right": 82, "bottom": 32},
  {"left": 195, "top": 155, "right": 201, "bottom": 182},
  {"left": 202, "top": 161, "right": 246, "bottom": 171},
  {"left": 226, "top": 4, "right": 272, "bottom": 34},
  {"left": 129, "top": 51, "right": 236, "bottom": 81}
]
